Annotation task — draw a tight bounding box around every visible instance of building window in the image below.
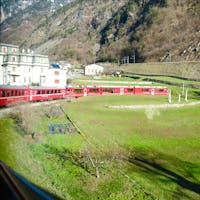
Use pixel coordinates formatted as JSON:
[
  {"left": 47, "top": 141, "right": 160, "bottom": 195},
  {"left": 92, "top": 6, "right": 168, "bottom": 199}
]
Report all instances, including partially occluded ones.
[
  {"left": 54, "top": 71, "right": 59, "bottom": 75},
  {"left": 12, "top": 56, "right": 16, "bottom": 62},
  {"left": 12, "top": 76, "right": 16, "bottom": 83},
  {"left": 12, "top": 67, "right": 16, "bottom": 72},
  {"left": 12, "top": 48, "right": 17, "bottom": 52},
  {"left": 55, "top": 79, "right": 59, "bottom": 84},
  {"left": 27, "top": 56, "right": 32, "bottom": 63},
  {"left": 2, "top": 47, "right": 7, "bottom": 53},
  {"left": 22, "top": 56, "right": 26, "bottom": 62}
]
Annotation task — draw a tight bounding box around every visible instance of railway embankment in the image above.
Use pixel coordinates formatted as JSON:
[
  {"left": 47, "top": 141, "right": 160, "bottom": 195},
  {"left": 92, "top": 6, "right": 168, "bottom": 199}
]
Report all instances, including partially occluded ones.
[
  {"left": 123, "top": 76, "right": 200, "bottom": 89},
  {"left": 120, "top": 61, "right": 200, "bottom": 81},
  {"left": 101, "top": 61, "right": 200, "bottom": 81}
]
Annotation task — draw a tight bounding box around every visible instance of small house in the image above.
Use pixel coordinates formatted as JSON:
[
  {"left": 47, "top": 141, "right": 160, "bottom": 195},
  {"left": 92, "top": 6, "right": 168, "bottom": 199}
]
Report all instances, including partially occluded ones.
[{"left": 85, "top": 64, "right": 103, "bottom": 76}]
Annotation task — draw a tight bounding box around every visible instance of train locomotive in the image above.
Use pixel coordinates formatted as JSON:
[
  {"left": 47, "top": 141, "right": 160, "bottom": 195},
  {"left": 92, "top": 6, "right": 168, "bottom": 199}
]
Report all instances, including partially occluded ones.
[{"left": 0, "top": 85, "right": 168, "bottom": 106}]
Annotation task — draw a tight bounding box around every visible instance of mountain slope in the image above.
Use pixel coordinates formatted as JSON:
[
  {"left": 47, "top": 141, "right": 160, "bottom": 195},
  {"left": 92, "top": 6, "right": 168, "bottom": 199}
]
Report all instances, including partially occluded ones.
[{"left": 0, "top": 0, "right": 199, "bottom": 64}]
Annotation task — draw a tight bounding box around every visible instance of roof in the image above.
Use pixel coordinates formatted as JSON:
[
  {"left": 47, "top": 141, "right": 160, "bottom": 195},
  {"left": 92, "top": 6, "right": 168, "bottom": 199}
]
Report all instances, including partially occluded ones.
[
  {"left": 85, "top": 64, "right": 103, "bottom": 69},
  {"left": 51, "top": 64, "right": 60, "bottom": 69},
  {"left": 0, "top": 43, "right": 19, "bottom": 48}
]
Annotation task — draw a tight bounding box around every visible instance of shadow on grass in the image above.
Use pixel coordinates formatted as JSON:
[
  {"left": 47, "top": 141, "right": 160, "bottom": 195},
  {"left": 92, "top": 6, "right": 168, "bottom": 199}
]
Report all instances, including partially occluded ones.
[
  {"left": 128, "top": 153, "right": 200, "bottom": 197},
  {"left": 0, "top": 160, "right": 62, "bottom": 200},
  {"left": 43, "top": 144, "right": 94, "bottom": 176}
]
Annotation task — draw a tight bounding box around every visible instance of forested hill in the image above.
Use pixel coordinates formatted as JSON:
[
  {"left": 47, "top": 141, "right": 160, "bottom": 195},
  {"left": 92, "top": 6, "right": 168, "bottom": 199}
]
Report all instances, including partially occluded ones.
[{"left": 0, "top": 0, "right": 199, "bottom": 64}]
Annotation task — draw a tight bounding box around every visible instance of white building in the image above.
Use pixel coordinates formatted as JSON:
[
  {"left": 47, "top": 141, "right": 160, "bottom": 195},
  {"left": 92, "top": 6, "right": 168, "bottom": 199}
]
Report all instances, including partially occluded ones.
[
  {"left": 46, "top": 64, "right": 67, "bottom": 87},
  {"left": 0, "top": 43, "right": 66, "bottom": 87},
  {"left": 85, "top": 64, "right": 104, "bottom": 76}
]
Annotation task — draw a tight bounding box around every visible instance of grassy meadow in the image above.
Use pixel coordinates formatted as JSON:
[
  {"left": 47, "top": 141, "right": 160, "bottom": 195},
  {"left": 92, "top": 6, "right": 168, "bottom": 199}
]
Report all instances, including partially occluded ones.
[
  {"left": 0, "top": 76, "right": 200, "bottom": 199},
  {"left": 62, "top": 95, "right": 200, "bottom": 198}
]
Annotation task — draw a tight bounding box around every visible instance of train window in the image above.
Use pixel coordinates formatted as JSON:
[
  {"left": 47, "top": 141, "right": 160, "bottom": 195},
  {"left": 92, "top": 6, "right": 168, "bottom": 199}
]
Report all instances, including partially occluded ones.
[
  {"left": 11, "top": 90, "right": 14, "bottom": 96},
  {"left": 7, "top": 91, "right": 11, "bottom": 96},
  {"left": 74, "top": 89, "right": 83, "bottom": 93},
  {"left": 37, "top": 90, "right": 41, "bottom": 94},
  {"left": 58, "top": 90, "right": 61, "bottom": 93},
  {"left": 156, "top": 89, "right": 164, "bottom": 92},
  {"left": 142, "top": 88, "right": 149, "bottom": 92},
  {"left": 102, "top": 88, "right": 114, "bottom": 93},
  {"left": 66, "top": 89, "right": 71, "bottom": 94},
  {"left": 89, "top": 88, "right": 99, "bottom": 93},
  {"left": 2, "top": 90, "right": 6, "bottom": 97},
  {"left": 47, "top": 90, "right": 49, "bottom": 94},
  {"left": 51, "top": 90, "right": 54, "bottom": 94},
  {"left": 127, "top": 88, "right": 133, "bottom": 92},
  {"left": 42, "top": 90, "right": 45, "bottom": 94}
]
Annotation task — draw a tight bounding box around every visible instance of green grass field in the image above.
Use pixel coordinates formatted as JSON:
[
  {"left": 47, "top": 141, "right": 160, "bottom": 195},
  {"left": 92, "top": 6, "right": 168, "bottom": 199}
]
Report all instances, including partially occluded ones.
[
  {"left": 1, "top": 94, "right": 199, "bottom": 200},
  {"left": 64, "top": 95, "right": 200, "bottom": 199}
]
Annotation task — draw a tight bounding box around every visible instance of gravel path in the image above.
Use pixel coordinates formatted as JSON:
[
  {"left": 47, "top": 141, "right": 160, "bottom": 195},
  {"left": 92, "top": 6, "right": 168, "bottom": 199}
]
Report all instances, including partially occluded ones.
[
  {"left": 79, "top": 80, "right": 152, "bottom": 84},
  {"left": 107, "top": 101, "right": 200, "bottom": 109}
]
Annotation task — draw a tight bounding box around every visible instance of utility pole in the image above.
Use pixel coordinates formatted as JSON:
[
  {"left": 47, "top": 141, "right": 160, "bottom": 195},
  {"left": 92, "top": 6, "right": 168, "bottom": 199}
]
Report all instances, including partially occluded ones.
[
  {"left": 130, "top": 50, "right": 136, "bottom": 63},
  {"left": 182, "top": 82, "right": 184, "bottom": 95},
  {"left": 178, "top": 94, "right": 181, "bottom": 103},
  {"left": 169, "top": 53, "right": 171, "bottom": 62},
  {"left": 168, "top": 89, "right": 172, "bottom": 103},
  {"left": 185, "top": 89, "right": 188, "bottom": 102},
  {"left": 124, "top": 57, "right": 126, "bottom": 64},
  {"left": 127, "top": 56, "right": 129, "bottom": 64},
  {"left": 133, "top": 50, "right": 135, "bottom": 63}
]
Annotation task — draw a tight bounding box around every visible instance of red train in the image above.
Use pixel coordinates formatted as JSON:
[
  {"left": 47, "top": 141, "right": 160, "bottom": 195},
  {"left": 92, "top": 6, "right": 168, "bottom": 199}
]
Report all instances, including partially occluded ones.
[{"left": 0, "top": 85, "right": 168, "bottom": 106}]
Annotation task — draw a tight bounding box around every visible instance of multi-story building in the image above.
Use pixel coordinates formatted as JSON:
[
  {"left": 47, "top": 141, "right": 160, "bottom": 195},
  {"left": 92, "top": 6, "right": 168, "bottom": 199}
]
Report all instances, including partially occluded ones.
[
  {"left": 47, "top": 64, "right": 67, "bottom": 87},
  {"left": 0, "top": 43, "right": 66, "bottom": 87}
]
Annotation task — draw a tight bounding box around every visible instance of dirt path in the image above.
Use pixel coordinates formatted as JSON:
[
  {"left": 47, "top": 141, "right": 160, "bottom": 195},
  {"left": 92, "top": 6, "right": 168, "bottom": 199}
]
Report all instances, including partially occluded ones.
[{"left": 107, "top": 101, "right": 200, "bottom": 109}]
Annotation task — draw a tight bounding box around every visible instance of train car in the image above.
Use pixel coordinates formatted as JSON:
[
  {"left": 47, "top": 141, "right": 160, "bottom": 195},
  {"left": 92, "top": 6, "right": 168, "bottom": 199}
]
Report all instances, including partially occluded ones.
[
  {"left": 0, "top": 85, "right": 29, "bottom": 106},
  {"left": 29, "top": 87, "right": 66, "bottom": 102}
]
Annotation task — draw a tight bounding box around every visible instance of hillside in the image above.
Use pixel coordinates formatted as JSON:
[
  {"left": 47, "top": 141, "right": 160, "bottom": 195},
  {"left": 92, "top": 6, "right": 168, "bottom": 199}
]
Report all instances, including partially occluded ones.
[{"left": 0, "top": 0, "right": 199, "bottom": 64}]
